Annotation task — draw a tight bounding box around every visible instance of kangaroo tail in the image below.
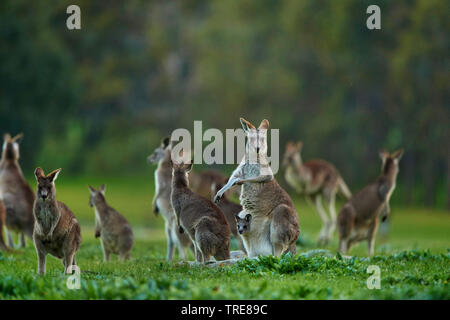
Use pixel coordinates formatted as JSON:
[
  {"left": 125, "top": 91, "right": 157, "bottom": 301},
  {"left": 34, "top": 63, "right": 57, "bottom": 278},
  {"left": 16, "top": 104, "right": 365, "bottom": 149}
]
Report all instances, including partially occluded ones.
[{"left": 337, "top": 177, "right": 352, "bottom": 200}]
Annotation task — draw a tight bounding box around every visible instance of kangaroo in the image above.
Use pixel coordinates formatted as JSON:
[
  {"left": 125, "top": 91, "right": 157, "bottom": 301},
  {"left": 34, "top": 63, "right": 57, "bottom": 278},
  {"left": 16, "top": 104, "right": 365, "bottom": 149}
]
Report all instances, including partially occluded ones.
[
  {"left": 211, "top": 182, "right": 246, "bottom": 252},
  {"left": 88, "top": 185, "right": 134, "bottom": 261},
  {"left": 171, "top": 161, "right": 230, "bottom": 263},
  {"left": 283, "top": 141, "right": 351, "bottom": 246},
  {"left": 235, "top": 213, "right": 252, "bottom": 236},
  {"left": 0, "top": 199, "right": 8, "bottom": 251},
  {"left": 0, "top": 133, "right": 35, "bottom": 248},
  {"left": 33, "top": 168, "right": 81, "bottom": 274},
  {"left": 190, "top": 170, "right": 230, "bottom": 199},
  {"left": 214, "top": 118, "right": 300, "bottom": 258},
  {"left": 338, "top": 149, "right": 403, "bottom": 256},
  {"left": 147, "top": 136, "right": 192, "bottom": 261}
]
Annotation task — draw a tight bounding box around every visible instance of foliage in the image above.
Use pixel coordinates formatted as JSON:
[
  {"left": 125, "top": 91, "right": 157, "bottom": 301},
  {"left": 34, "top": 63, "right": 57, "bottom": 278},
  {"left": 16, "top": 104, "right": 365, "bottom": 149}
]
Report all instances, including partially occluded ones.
[{"left": 0, "top": 0, "right": 448, "bottom": 208}]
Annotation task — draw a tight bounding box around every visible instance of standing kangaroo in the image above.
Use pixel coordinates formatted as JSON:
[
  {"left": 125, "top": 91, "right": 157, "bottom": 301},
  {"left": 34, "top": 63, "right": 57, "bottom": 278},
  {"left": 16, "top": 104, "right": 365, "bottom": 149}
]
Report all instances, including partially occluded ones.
[
  {"left": 210, "top": 182, "right": 246, "bottom": 253},
  {"left": 147, "top": 136, "right": 192, "bottom": 261},
  {"left": 33, "top": 168, "right": 81, "bottom": 274},
  {"left": 0, "top": 199, "right": 8, "bottom": 251},
  {"left": 0, "top": 133, "right": 35, "bottom": 248},
  {"left": 89, "top": 185, "right": 134, "bottom": 261},
  {"left": 214, "top": 118, "right": 300, "bottom": 258},
  {"left": 338, "top": 149, "right": 403, "bottom": 256},
  {"left": 283, "top": 141, "right": 351, "bottom": 245},
  {"left": 171, "top": 161, "right": 230, "bottom": 263}
]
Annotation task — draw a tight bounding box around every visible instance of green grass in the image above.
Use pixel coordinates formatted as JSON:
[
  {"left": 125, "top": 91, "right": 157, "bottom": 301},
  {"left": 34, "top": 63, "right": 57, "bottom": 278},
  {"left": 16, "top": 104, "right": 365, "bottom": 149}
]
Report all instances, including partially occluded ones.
[{"left": 0, "top": 174, "right": 449, "bottom": 299}]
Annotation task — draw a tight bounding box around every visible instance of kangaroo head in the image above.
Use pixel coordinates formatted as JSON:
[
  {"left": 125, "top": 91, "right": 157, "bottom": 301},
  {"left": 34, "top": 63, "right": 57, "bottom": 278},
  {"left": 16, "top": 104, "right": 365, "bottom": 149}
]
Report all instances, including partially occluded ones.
[
  {"left": 283, "top": 141, "right": 303, "bottom": 166},
  {"left": 147, "top": 136, "right": 171, "bottom": 164},
  {"left": 171, "top": 160, "right": 192, "bottom": 185},
  {"left": 35, "top": 167, "right": 61, "bottom": 201},
  {"left": 88, "top": 184, "right": 106, "bottom": 207},
  {"left": 235, "top": 213, "right": 252, "bottom": 234},
  {"left": 2, "top": 133, "right": 23, "bottom": 161},
  {"left": 240, "top": 118, "right": 269, "bottom": 160},
  {"left": 379, "top": 149, "right": 404, "bottom": 175}
]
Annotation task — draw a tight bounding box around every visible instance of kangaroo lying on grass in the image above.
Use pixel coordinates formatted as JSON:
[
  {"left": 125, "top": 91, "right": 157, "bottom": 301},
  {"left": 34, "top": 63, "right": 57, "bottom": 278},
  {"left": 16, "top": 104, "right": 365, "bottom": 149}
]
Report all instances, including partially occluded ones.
[
  {"left": 214, "top": 118, "right": 300, "bottom": 258},
  {"left": 211, "top": 182, "right": 246, "bottom": 253},
  {"left": 148, "top": 136, "right": 193, "bottom": 261},
  {"left": 0, "top": 133, "right": 35, "bottom": 248},
  {"left": 89, "top": 184, "right": 134, "bottom": 261},
  {"left": 338, "top": 149, "right": 403, "bottom": 256},
  {"left": 171, "top": 161, "right": 230, "bottom": 263},
  {"left": 0, "top": 199, "right": 8, "bottom": 251},
  {"left": 283, "top": 141, "right": 351, "bottom": 245},
  {"left": 33, "top": 168, "right": 81, "bottom": 274}
]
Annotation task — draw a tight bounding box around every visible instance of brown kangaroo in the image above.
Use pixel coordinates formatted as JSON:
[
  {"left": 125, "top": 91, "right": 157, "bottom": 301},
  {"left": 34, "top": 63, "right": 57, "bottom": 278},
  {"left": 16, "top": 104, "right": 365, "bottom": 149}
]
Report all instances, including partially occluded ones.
[
  {"left": 89, "top": 185, "right": 134, "bottom": 261},
  {"left": 33, "top": 168, "right": 81, "bottom": 274},
  {"left": 0, "top": 199, "right": 8, "bottom": 251},
  {"left": 147, "top": 136, "right": 193, "bottom": 261},
  {"left": 171, "top": 161, "right": 230, "bottom": 263},
  {"left": 0, "top": 133, "right": 35, "bottom": 248},
  {"left": 210, "top": 182, "right": 246, "bottom": 253},
  {"left": 190, "top": 169, "right": 231, "bottom": 199},
  {"left": 214, "top": 118, "right": 300, "bottom": 258},
  {"left": 338, "top": 149, "right": 404, "bottom": 256},
  {"left": 283, "top": 141, "right": 351, "bottom": 245}
]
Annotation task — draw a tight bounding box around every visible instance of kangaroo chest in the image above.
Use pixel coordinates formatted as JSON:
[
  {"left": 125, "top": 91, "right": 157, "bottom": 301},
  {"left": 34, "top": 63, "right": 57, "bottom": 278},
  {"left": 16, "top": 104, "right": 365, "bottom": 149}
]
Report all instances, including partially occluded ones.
[{"left": 35, "top": 203, "right": 61, "bottom": 238}]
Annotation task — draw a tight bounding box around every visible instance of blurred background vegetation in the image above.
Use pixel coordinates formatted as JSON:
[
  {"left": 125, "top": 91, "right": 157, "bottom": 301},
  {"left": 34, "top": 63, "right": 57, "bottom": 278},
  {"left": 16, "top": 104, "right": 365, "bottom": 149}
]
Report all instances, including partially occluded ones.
[{"left": 0, "top": 0, "right": 448, "bottom": 209}]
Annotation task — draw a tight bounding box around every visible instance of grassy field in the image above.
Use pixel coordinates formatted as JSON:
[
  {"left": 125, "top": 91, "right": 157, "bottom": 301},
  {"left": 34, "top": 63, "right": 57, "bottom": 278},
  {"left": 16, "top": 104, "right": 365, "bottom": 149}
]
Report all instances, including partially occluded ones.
[{"left": 0, "top": 174, "right": 449, "bottom": 299}]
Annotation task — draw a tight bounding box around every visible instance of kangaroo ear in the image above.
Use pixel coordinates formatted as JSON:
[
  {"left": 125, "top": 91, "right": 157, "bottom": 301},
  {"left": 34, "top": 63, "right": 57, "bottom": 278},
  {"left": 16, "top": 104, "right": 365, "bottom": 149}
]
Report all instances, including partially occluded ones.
[
  {"left": 296, "top": 141, "right": 303, "bottom": 150},
  {"left": 35, "top": 167, "right": 45, "bottom": 180},
  {"left": 392, "top": 149, "right": 404, "bottom": 161},
  {"left": 12, "top": 133, "right": 23, "bottom": 143},
  {"left": 379, "top": 150, "right": 389, "bottom": 161},
  {"left": 99, "top": 184, "right": 106, "bottom": 194},
  {"left": 88, "top": 185, "right": 96, "bottom": 193},
  {"left": 245, "top": 214, "right": 252, "bottom": 222},
  {"left": 234, "top": 214, "right": 241, "bottom": 221},
  {"left": 184, "top": 162, "right": 193, "bottom": 172},
  {"left": 47, "top": 168, "right": 62, "bottom": 182},
  {"left": 161, "top": 136, "right": 171, "bottom": 149},
  {"left": 258, "top": 119, "right": 269, "bottom": 130},
  {"left": 240, "top": 118, "right": 255, "bottom": 132}
]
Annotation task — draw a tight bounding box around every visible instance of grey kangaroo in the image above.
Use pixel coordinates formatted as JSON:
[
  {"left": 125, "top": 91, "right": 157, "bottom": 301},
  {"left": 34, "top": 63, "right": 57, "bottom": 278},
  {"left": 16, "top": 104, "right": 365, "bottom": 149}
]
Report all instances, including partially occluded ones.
[
  {"left": 171, "top": 161, "right": 230, "bottom": 263},
  {"left": 33, "top": 168, "right": 82, "bottom": 274},
  {"left": 211, "top": 182, "right": 246, "bottom": 253},
  {"left": 89, "top": 185, "right": 134, "bottom": 261},
  {"left": 147, "top": 136, "right": 192, "bottom": 261},
  {"left": 0, "top": 133, "right": 35, "bottom": 248},
  {"left": 283, "top": 141, "right": 352, "bottom": 245},
  {"left": 338, "top": 149, "right": 403, "bottom": 256},
  {"left": 214, "top": 118, "right": 300, "bottom": 258}
]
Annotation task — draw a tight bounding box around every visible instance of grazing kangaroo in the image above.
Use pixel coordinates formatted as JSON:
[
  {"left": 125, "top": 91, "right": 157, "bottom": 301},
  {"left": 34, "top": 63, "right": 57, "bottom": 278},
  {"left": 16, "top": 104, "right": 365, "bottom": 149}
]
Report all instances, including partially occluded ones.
[
  {"left": 214, "top": 118, "right": 300, "bottom": 258},
  {"left": 190, "top": 169, "right": 231, "bottom": 199},
  {"left": 147, "top": 136, "right": 192, "bottom": 261},
  {"left": 0, "top": 133, "right": 35, "bottom": 248},
  {"left": 171, "top": 161, "right": 230, "bottom": 263},
  {"left": 0, "top": 199, "right": 8, "bottom": 251},
  {"left": 283, "top": 141, "right": 351, "bottom": 245},
  {"left": 33, "top": 168, "right": 81, "bottom": 274},
  {"left": 89, "top": 185, "right": 134, "bottom": 261},
  {"left": 338, "top": 149, "right": 404, "bottom": 256},
  {"left": 211, "top": 182, "right": 246, "bottom": 252}
]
